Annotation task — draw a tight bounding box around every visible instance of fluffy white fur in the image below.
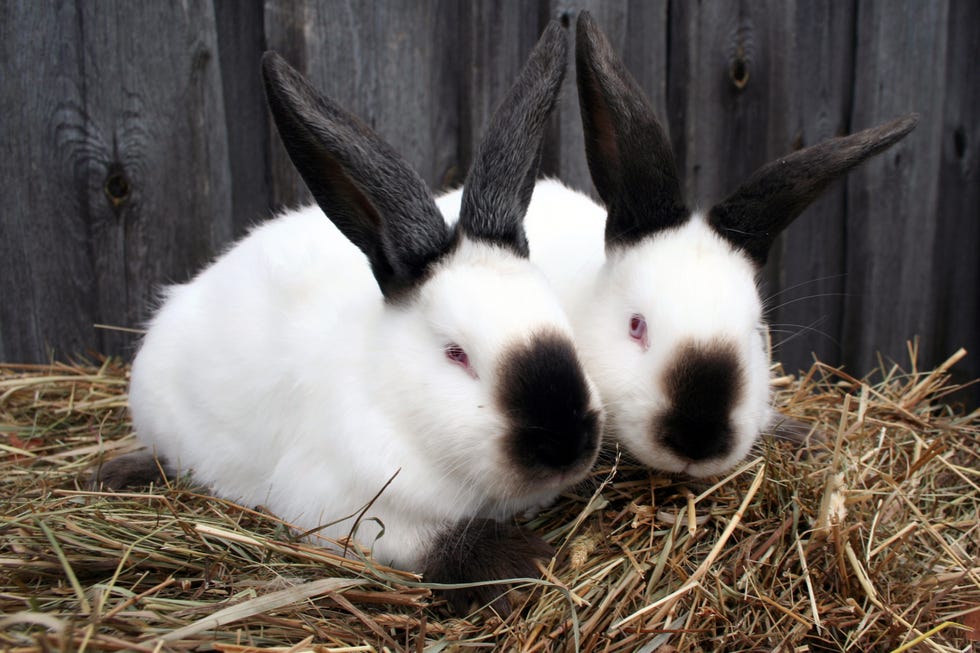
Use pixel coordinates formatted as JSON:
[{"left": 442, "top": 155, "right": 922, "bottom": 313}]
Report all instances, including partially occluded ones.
[
  {"left": 129, "top": 205, "right": 599, "bottom": 570},
  {"left": 439, "top": 179, "right": 773, "bottom": 477}
]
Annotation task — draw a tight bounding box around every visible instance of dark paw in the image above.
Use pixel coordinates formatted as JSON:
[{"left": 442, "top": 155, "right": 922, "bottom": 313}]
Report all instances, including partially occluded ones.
[
  {"left": 422, "top": 518, "right": 554, "bottom": 617},
  {"left": 89, "top": 451, "right": 173, "bottom": 491}
]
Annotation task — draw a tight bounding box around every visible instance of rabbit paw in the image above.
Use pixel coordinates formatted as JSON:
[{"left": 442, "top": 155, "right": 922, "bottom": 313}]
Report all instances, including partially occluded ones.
[
  {"left": 423, "top": 518, "right": 554, "bottom": 617},
  {"left": 89, "top": 450, "right": 172, "bottom": 490}
]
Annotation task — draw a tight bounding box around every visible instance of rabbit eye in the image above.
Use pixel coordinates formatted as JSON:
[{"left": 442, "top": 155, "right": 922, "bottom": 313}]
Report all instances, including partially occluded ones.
[
  {"left": 445, "top": 343, "right": 477, "bottom": 378},
  {"left": 629, "top": 313, "right": 649, "bottom": 350}
]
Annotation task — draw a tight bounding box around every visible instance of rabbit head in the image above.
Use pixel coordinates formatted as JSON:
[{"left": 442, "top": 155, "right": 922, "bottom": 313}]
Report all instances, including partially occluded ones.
[{"left": 571, "top": 12, "right": 918, "bottom": 477}]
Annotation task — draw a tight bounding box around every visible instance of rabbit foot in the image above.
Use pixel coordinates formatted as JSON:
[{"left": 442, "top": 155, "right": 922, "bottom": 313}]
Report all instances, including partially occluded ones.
[
  {"left": 89, "top": 450, "right": 173, "bottom": 490},
  {"left": 422, "top": 518, "right": 553, "bottom": 617}
]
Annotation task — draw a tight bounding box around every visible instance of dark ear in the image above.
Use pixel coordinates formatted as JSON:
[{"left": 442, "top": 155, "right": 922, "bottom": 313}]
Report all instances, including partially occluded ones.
[
  {"left": 456, "top": 21, "right": 568, "bottom": 257},
  {"left": 575, "top": 11, "right": 687, "bottom": 249},
  {"left": 709, "top": 113, "right": 920, "bottom": 266},
  {"left": 261, "top": 52, "right": 451, "bottom": 300}
]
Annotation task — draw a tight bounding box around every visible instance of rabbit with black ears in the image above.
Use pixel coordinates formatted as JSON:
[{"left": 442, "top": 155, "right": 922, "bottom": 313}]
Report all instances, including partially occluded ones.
[
  {"left": 440, "top": 12, "right": 917, "bottom": 478},
  {"left": 94, "top": 22, "right": 603, "bottom": 614}
]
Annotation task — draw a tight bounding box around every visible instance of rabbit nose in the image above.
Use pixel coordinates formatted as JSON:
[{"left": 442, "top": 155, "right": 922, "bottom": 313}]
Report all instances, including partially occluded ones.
[
  {"left": 657, "top": 411, "right": 733, "bottom": 461},
  {"left": 655, "top": 339, "right": 742, "bottom": 462},
  {"left": 497, "top": 332, "right": 601, "bottom": 474},
  {"left": 531, "top": 407, "right": 601, "bottom": 468}
]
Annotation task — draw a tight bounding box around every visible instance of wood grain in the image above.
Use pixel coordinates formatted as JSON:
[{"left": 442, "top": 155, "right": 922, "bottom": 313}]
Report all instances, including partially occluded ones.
[
  {"left": 764, "top": 0, "right": 855, "bottom": 375},
  {"left": 1, "top": 1, "right": 232, "bottom": 360},
  {"left": 930, "top": 0, "right": 980, "bottom": 399},
  {"left": 215, "top": 0, "right": 273, "bottom": 236},
  {"left": 0, "top": 1, "right": 975, "bottom": 406},
  {"left": 843, "top": 0, "right": 949, "bottom": 375}
]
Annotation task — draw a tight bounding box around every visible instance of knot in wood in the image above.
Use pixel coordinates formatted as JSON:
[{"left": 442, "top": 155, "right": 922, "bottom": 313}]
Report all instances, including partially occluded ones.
[
  {"left": 104, "top": 164, "right": 131, "bottom": 209},
  {"left": 729, "top": 55, "right": 749, "bottom": 90}
]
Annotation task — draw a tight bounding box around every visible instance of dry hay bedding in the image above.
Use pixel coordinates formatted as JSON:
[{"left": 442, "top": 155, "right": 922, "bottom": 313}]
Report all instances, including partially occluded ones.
[{"left": 1, "top": 348, "right": 978, "bottom": 652}]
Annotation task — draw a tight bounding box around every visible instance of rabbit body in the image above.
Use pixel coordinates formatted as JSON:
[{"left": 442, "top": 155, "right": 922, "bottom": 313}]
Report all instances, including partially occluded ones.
[
  {"left": 116, "top": 24, "right": 605, "bottom": 603},
  {"left": 131, "top": 205, "right": 582, "bottom": 568}
]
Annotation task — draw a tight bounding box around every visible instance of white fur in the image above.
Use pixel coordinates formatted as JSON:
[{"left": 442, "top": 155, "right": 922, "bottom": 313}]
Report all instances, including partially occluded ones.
[
  {"left": 438, "top": 179, "right": 773, "bottom": 477},
  {"left": 129, "top": 205, "right": 600, "bottom": 570}
]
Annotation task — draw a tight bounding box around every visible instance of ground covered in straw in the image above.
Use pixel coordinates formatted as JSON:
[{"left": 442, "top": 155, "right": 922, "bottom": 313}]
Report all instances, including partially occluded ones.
[{"left": 1, "top": 350, "right": 978, "bottom": 652}]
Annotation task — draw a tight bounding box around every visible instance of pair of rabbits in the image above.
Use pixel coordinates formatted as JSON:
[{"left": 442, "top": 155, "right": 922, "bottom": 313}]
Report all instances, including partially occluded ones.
[{"left": 95, "top": 13, "right": 917, "bottom": 613}]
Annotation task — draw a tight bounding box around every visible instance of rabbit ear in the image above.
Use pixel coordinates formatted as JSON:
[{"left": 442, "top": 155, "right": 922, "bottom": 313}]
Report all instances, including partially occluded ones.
[
  {"left": 710, "top": 113, "right": 920, "bottom": 265},
  {"left": 262, "top": 52, "right": 452, "bottom": 300},
  {"left": 457, "top": 21, "right": 568, "bottom": 257},
  {"left": 575, "top": 11, "right": 687, "bottom": 249}
]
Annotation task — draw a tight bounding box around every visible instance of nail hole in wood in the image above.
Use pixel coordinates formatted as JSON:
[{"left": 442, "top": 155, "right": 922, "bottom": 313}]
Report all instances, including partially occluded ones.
[{"left": 560, "top": 11, "right": 571, "bottom": 28}]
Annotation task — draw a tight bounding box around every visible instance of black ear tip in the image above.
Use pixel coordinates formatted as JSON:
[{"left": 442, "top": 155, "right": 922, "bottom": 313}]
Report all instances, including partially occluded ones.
[
  {"left": 576, "top": 10, "right": 597, "bottom": 36},
  {"left": 536, "top": 19, "right": 568, "bottom": 60},
  {"left": 868, "top": 112, "right": 920, "bottom": 147},
  {"left": 260, "top": 51, "right": 284, "bottom": 78},
  {"left": 260, "top": 50, "right": 301, "bottom": 93},
  {"left": 541, "top": 18, "right": 565, "bottom": 37},
  {"left": 260, "top": 50, "right": 280, "bottom": 67},
  {"left": 895, "top": 112, "right": 921, "bottom": 135},
  {"left": 575, "top": 10, "right": 610, "bottom": 64}
]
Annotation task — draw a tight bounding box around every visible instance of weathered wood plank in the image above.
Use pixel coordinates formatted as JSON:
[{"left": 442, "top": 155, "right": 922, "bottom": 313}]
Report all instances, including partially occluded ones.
[
  {"left": 263, "top": 0, "right": 460, "bottom": 207},
  {"left": 765, "top": 0, "right": 855, "bottom": 375},
  {"left": 931, "top": 0, "right": 980, "bottom": 402},
  {"left": 843, "top": 0, "right": 949, "bottom": 375},
  {"left": 0, "top": 1, "right": 232, "bottom": 361},
  {"left": 1, "top": 2, "right": 94, "bottom": 361},
  {"left": 667, "top": 0, "right": 797, "bottom": 206},
  {"left": 215, "top": 0, "right": 273, "bottom": 236}
]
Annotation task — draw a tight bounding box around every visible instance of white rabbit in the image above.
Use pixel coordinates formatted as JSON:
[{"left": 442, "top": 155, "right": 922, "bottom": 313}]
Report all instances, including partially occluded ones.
[
  {"left": 439, "top": 12, "right": 918, "bottom": 478},
  {"left": 95, "top": 22, "right": 602, "bottom": 614}
]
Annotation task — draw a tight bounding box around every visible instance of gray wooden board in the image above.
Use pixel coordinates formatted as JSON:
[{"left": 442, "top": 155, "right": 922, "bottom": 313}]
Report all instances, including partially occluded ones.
[
  {"left": 215, "top": 0, "right": 274, "bottom": 237},
  {"left": 844, "top": 0, "right": 949, "bottom": 377},
  {"left": 2, "top": 2, "right": 97, "bottom": 361},
  {"left": 931, "top": 0, "right": 980, "bottom": 402},
  {"left": 1, "top": 1, "right": 232, "bottom": 361},
  {"left": 764, "top": 0, "right": 855, "bottom": 376},
  {"left": 0, "top": 1, "right": 976, "bottom": 407},
  {"left": 668, "top": 0, "right": 797, "bottom": 206}
]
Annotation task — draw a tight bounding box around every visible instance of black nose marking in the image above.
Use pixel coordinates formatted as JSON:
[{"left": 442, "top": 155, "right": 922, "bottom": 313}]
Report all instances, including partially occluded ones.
[
  {"left": 654, "top": 340, "right": 742, "bottom": 462},
  {"left": 497, "top": 332, "right": 600, "bottom": 475}
]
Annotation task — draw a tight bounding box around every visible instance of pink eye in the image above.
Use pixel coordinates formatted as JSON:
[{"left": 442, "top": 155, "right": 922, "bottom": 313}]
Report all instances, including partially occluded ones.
[
  {"left": 445, "top": 343, "right": 477, "bottom": 378},
  {"left": 629, "top": 313, "right": 649, "bottom": 349}
]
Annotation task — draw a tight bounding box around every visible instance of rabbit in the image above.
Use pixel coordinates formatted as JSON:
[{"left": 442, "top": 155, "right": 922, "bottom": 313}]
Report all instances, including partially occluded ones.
[
  {"left": 93, "top": 22, "right": 603, "bottom": 615},
  {"left": 439, "top": 11, "right": 918, "bottom": 478}
]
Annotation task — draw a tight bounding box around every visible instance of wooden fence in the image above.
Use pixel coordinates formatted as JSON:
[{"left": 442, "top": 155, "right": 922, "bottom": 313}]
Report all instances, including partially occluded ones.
[{"left": 2, "top": 1, "right": 978, "bottom": 405}]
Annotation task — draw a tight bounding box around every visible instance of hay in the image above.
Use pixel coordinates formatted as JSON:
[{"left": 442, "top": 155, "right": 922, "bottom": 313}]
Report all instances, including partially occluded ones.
[{"left": 1, "top": 350, "right": 978, "bottom": 652}]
